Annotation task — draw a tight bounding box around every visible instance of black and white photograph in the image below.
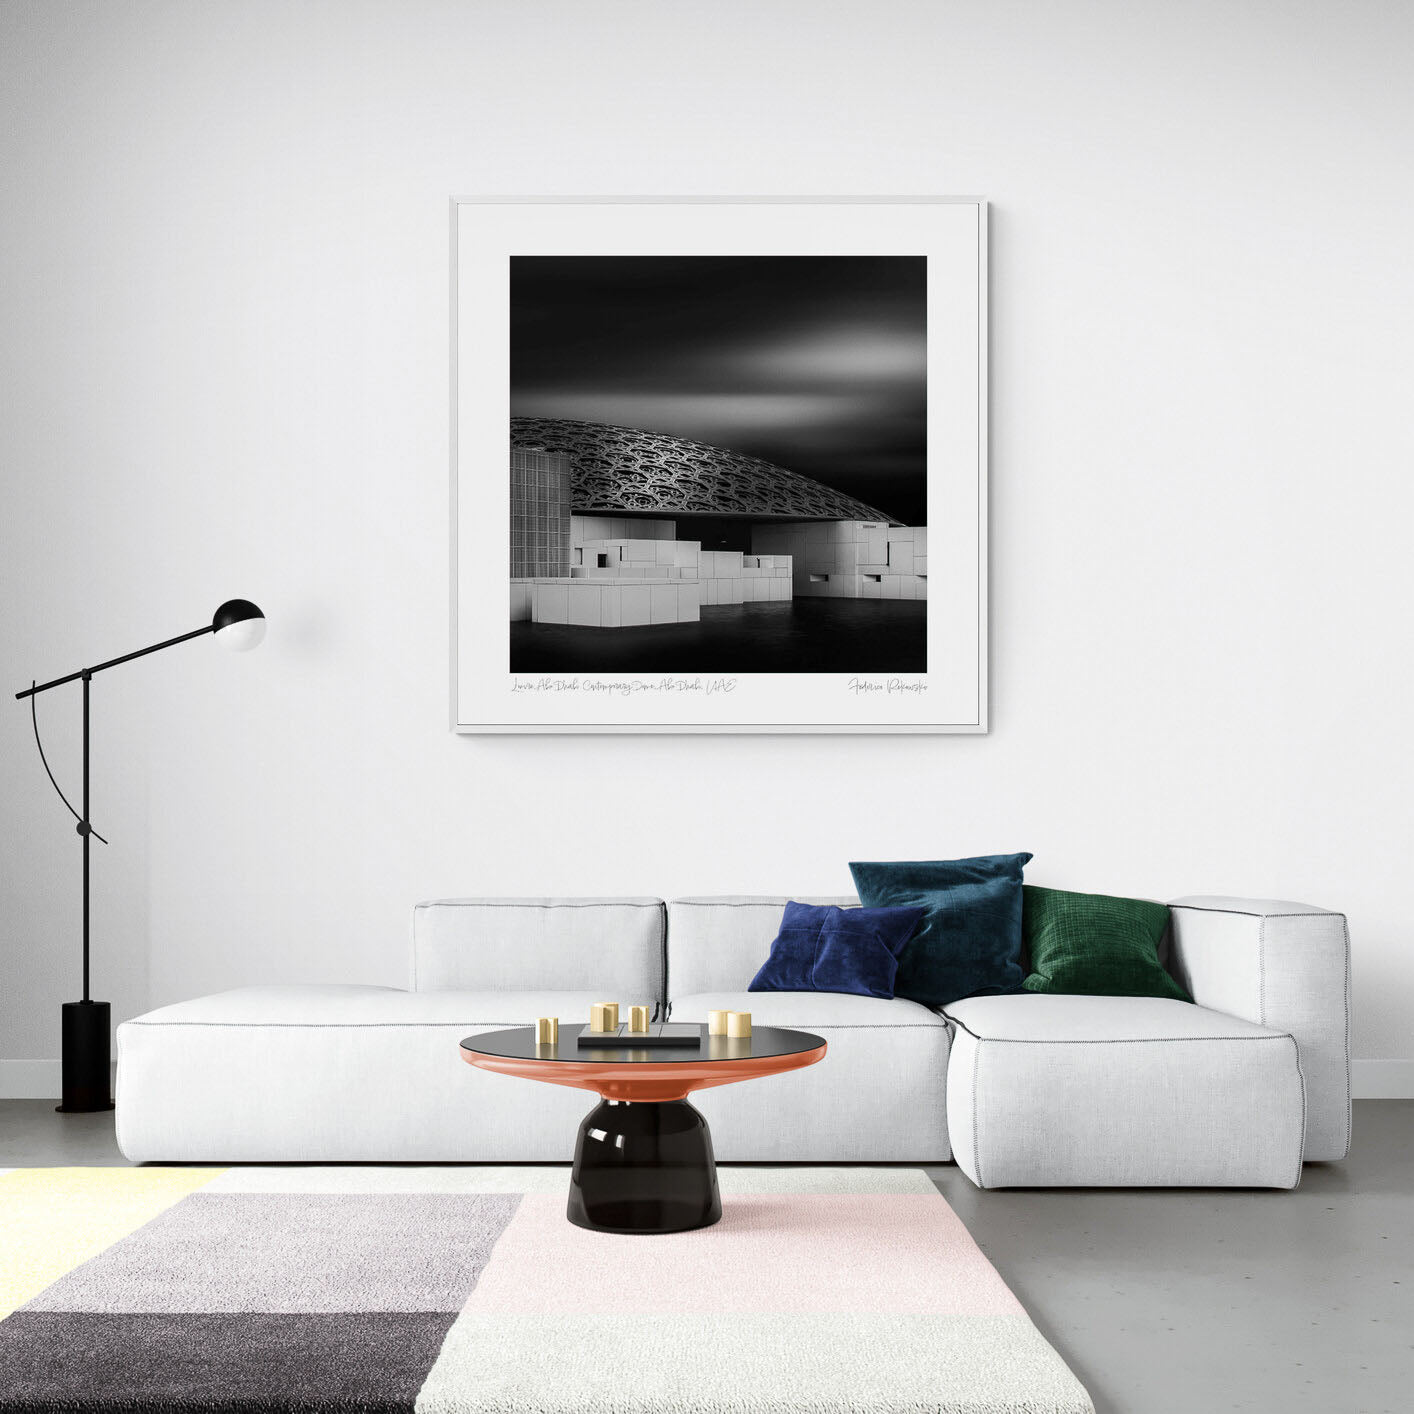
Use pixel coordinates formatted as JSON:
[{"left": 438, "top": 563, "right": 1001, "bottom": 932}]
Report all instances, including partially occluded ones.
[
  {"left": 508, "top": 255, "right": 929, "bottom": 675},
  {"left": 455, "top": 197, "right": 986, "bottom": 732}
]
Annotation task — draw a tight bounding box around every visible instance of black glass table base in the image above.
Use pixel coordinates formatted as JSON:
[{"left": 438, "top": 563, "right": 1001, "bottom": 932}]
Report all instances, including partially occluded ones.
[{"left": 568, "top": 1097, "right": 723, "bottom": 1234}]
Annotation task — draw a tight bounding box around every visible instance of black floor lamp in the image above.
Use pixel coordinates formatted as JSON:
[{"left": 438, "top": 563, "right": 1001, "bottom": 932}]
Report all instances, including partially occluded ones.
[{"left": 15, "top": 599, "right": 266, "bottom": 1112}]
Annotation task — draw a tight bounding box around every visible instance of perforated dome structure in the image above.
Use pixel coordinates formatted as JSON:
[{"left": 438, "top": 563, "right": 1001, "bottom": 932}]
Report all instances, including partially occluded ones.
[{"left": 510, "top": 417, "right": 896, "bottom": 523}]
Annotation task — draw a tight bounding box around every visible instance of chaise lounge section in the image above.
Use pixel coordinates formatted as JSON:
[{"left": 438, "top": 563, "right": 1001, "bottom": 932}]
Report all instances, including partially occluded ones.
[{"left": 943, "top": 897, "right": 1350, "bottom": 1187}]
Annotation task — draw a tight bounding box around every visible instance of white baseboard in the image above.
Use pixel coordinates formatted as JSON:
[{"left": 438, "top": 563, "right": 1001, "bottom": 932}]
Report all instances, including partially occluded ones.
[
  {"left": 1351, "top": 1060, "right": 1414, "bottom": 1099},
  {"left": 4, "top": 1058, "right": 1412, "bottom": 1099}
]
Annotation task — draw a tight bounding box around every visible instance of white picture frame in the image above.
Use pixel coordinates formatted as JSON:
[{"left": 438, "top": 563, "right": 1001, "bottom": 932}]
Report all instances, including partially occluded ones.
[{"left": 452, "top": 196, "right": 987, "bottom": 733}]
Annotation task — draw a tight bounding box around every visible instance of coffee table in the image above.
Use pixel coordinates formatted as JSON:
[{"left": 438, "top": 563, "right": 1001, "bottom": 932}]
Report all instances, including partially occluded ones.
[{"left": 459, "top": 1023, "right": 826, "bottom": 1234}]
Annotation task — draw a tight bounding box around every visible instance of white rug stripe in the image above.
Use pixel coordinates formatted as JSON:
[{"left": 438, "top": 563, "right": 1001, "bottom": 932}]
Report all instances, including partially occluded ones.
[
  {"left": 204, "top": 1166, "right": 937, "bottom": 1195},
  {"left": 415, "top": 1313, "right": 1094, "bottom": 1414}
]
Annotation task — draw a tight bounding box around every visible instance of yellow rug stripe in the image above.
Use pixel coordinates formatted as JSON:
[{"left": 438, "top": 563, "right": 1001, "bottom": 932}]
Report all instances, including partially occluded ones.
[{"left": 0, "top": 1167, "right": 225, "bottom": 1318}]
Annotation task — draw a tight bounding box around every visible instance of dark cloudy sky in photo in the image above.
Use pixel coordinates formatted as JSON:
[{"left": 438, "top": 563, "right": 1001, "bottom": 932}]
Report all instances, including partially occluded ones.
[{"left": 510, "top": 256, "right": 927, "bottom": 525}]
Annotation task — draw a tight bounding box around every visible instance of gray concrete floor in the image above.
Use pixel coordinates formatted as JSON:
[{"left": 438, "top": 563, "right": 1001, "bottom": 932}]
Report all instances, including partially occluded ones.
[{"left": 1, "top": 1099, "right": 1409, "bottom": 1413}]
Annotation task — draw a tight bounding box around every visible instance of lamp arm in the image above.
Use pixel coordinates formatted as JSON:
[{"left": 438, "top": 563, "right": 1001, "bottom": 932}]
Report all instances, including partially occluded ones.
[{"left": 14, "top": 624, "right": 213, "bottom": 701}]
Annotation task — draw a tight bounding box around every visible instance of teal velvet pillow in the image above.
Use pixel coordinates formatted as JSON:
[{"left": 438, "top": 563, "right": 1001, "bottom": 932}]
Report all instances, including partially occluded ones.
[
  {"left": 848, "top": 853, "right": 1033, "bottom": 1007},
  {"left": 1021, "top": 886, "right": 1191, "bottom": 1000}
]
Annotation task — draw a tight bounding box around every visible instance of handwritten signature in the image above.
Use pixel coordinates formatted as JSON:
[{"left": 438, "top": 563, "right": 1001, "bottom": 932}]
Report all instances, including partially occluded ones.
[{"left": 847, "top": 677, "right": 928, "bottom": 696}]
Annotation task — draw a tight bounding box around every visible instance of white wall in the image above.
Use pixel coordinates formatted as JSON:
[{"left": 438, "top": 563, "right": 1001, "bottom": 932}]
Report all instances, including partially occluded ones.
[{"left": 2, "top": 0, "right": 1411, "bottom": 1097}]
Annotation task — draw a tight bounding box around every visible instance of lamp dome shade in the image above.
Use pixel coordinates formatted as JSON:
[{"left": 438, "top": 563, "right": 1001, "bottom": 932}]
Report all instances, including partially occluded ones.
[{"left": 212, "top": 599, "right": 266, "bottom": 651}]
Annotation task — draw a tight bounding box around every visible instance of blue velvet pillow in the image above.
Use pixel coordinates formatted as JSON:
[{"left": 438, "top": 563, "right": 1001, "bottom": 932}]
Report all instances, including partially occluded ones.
[
  {"left": 748, "top": 901, "right": 926, "bottom": 1000},
  {"left": 848, "top": 853, "right": 1033, "bottom": 1006}
]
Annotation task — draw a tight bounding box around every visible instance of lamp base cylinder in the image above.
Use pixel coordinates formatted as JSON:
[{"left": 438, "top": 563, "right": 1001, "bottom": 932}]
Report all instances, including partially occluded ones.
[{"left": 56, "top": 1001, "right": 114, "bottom": 1113}]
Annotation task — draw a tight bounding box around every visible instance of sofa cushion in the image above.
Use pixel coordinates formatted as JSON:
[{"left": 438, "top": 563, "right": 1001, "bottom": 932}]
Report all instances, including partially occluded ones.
[
  {"left": 749, "top": 901, "right": 925, "bottom": 999},
  {"left": 116, "top": 985, "right": 610, "bottom": 1165},
  {"left": 666, "top": 896, "right": 859, "bottom": 998},
  {"left": 943, "top": 992, "right": 1270, "bottom": 1041},
  {"left": 942, "top": 993, "right": 1305, "bottom": 1188},
  {"left": 672, "top": 990, "right": 946, "bottom": 1029},
  {"left": 123, "top": 985, "right": 636, "bottom": 1028},
  {"left": 413, "top": 898, "right": 665, "bottom": 1000},
  {"left": 850, "top": 854, "right": 1032, "bottom": 1007},
  {"left": 1021, "top": 886, "right": 1190, "bottom": 1000}
]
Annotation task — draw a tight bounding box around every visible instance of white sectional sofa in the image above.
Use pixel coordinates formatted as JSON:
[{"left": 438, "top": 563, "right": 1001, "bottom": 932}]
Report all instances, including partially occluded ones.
[{"left": 116, "top": 893, "right": 1350, "bottom": 1187}]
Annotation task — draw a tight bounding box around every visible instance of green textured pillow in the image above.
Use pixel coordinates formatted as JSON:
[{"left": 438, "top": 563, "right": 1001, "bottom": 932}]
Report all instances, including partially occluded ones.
[{"left": 1021, "top": 886, "right": 1191, "bottom": 1000}]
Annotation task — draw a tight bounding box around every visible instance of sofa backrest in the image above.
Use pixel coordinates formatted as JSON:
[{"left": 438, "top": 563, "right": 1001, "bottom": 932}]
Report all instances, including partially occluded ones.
[
  {"left": 413, "top": 897, "right": 666, "bottom": 999},
  {"left": 666, "top": 895, "right": 859, "bottom": 998}
]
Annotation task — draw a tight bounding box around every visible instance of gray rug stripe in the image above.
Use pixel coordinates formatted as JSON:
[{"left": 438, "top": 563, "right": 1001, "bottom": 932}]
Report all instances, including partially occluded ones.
[{"left": 26, "top": 1193, "right": 521, "bottom": 1315}]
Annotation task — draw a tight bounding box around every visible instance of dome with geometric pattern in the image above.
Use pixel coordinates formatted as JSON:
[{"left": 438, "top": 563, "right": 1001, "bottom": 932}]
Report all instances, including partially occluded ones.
[{"left": 510, "top": 417, "right": 897, "bottom": 524}]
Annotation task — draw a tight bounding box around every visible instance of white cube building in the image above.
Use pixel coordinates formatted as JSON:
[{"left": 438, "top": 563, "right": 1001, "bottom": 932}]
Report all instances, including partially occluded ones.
[
  {"left": 508, "top": 419, "right": 924, "bottom": 628},
  {"left": 751, "top": 521, "right": 928, "bottom": 601}
]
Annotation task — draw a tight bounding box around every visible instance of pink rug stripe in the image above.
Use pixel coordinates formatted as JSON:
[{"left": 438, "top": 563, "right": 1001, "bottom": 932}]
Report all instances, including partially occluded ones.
[{"left": 465, "top": 1194, "right": 1025, "bottom": 1316}]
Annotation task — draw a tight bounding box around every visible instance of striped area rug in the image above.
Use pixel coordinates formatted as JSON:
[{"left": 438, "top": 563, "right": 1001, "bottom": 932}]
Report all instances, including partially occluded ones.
[{"left": 0, "top": 1166, "right": 1092, "bottom": 1413}]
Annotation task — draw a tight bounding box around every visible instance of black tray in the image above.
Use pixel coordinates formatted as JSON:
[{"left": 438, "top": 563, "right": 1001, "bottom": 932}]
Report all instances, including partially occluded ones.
[{"left": 575, "top": 1022, "right": 703, "bottom": 1048}]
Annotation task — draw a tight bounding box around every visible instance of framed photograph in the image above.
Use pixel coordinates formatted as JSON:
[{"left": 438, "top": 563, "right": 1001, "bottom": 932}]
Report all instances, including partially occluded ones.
[{"left": 452, "top": 196, "right": 987, "bottom": 733}]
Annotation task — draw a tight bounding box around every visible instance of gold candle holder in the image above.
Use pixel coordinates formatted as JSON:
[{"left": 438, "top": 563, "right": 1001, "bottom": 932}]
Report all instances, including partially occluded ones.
[
  {"left": 604, "top": 1002, "right": 620, "bottom": 1031},
  {"left": 589, "top": 1003, "right": 615, "bottom": 1033},
  {"left": 535, "top": 1017, "right": 559, "bottom": 1045},
  {"left": 629, "top": 1004, "right": 651, "bottom": 1033},
  {"left": 726, "top": 1010, "right": 752, "bottom": 1038},
  {"left": 707, "top": 1009, "right": 730, "bottom": 1036}
]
